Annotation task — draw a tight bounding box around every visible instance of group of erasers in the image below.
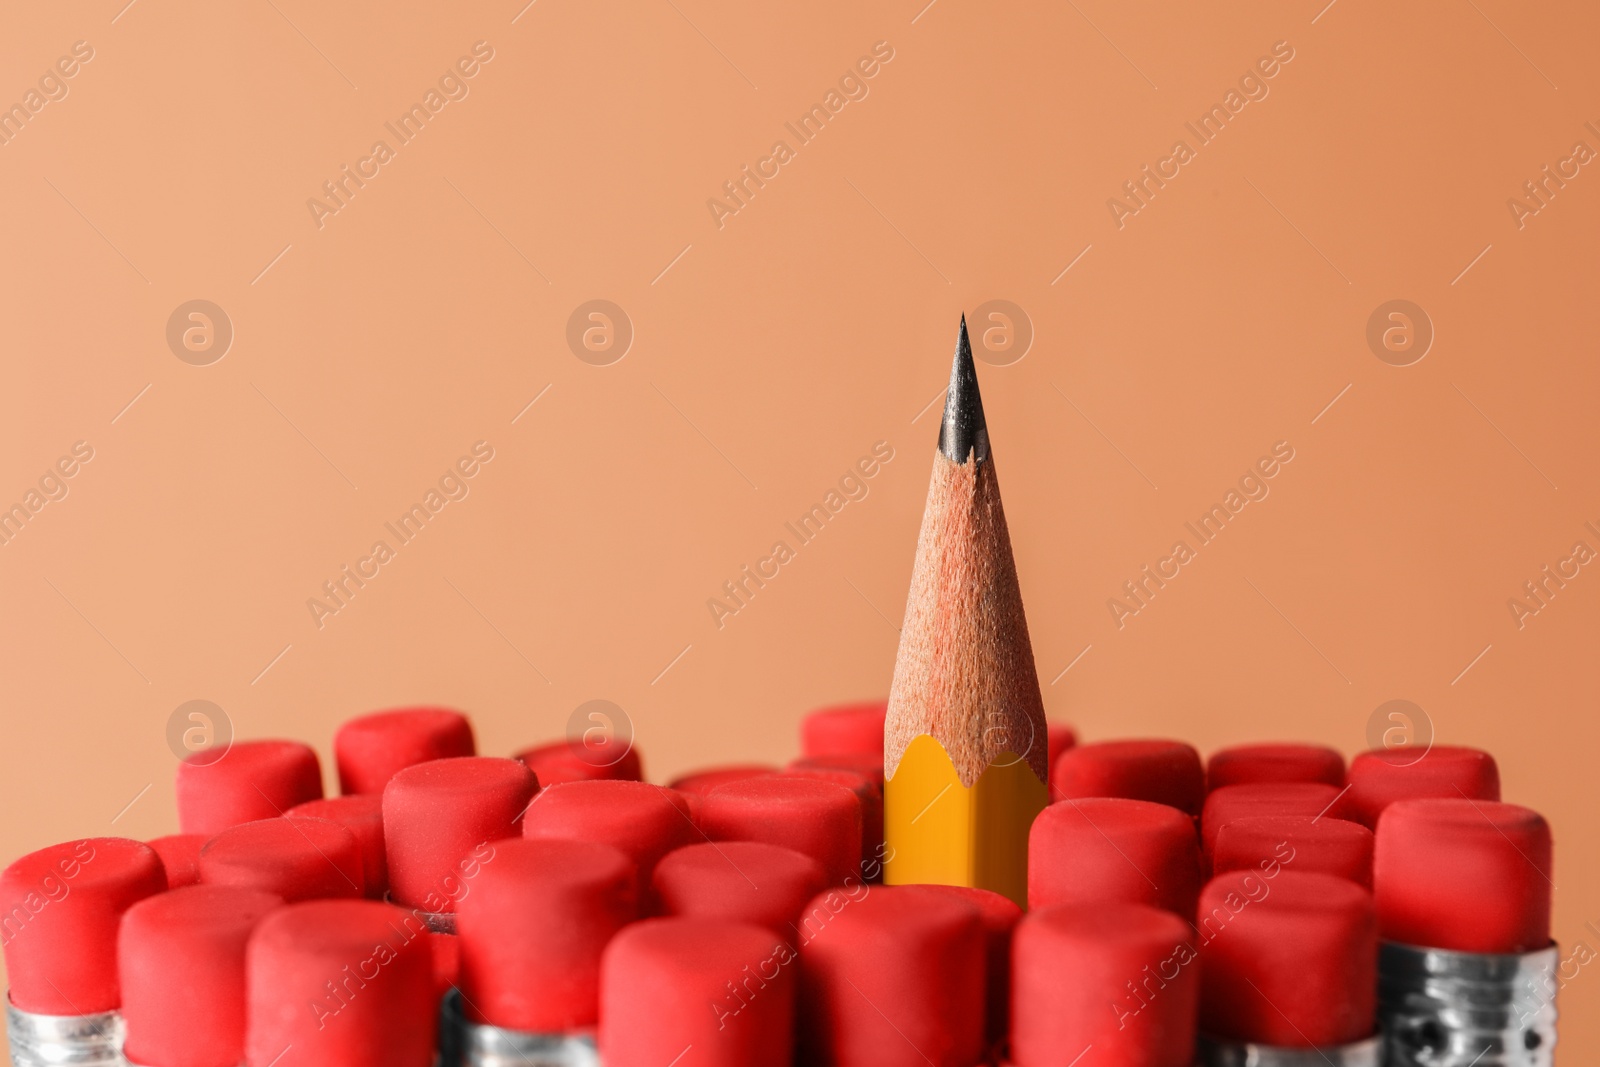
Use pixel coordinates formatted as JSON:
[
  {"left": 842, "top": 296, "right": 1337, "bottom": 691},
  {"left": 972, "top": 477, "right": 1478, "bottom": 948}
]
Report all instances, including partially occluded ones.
[{"left": 0, "top": 703, "right": 1554, "bottom": 1067}]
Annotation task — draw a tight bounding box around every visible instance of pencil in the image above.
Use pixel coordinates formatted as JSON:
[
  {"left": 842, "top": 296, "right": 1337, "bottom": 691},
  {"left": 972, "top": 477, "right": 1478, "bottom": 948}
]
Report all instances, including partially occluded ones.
[{"left": 883, "top": 316, "right": 1050, "bottom": 907}]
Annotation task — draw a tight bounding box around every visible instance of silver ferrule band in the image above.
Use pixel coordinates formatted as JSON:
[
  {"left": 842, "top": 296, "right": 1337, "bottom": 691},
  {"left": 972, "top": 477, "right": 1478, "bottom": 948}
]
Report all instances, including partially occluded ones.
[
  {"left": 1199, "top": 1033, "right": 1380, "bottom": 1066},
  {"left": 1378, "top": 941, "right": 1558, "bottom": 1066},
  {"left": 6, "top": 997, "right": 127, "bottom": 1067},
  {"left": 438, "top": 989, "right": 598, "bottom": 1067}
]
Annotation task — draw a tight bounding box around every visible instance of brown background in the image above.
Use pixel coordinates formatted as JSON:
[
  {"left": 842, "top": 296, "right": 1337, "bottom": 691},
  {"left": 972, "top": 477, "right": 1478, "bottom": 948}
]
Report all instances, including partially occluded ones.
[{"left": 2, "top": 0, "right": 1596, "bottom": 1055}]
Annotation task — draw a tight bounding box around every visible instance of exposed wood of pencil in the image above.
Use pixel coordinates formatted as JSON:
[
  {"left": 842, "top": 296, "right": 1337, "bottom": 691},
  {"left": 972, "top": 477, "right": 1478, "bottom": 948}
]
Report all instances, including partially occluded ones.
[{"left": 884, "top": 448, "right": 1048, "bottom": 787}]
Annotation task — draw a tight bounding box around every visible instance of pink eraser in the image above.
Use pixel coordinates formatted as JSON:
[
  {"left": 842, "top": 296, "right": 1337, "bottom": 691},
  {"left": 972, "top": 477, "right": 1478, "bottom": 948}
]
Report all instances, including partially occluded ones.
[
  {"left": 798, "top": 885, "right": 985, "bottom": 1067},
  {"left": 600, "top": 917, "right": 794, "bottom": 1067},
  {"left": 1198, "top": 870, "right": 1376, "bottom": 1047},
  {"left": 334, "top": 707, "right": 476, "bottom": 795},
  {"left": 1200, "top": 782, "right": 1345, "bottom": 857},
  {"left": 176, "top": 740, "right": 323, "bottom": 836},
  {"left": 199, "top": 817, "right": 365, "bottom": 901},
  {"left": 1046, "top": 722, "right": 1077, "bottom": 780},
  {"left": 652, "top": 840, "right": 829, "bottom": 936},
  {"left": 147, "top": 833, "right": 207, "bottom": 889},
  {"left": 909, "top": 885, "right": 1021, "bottom": 1054},
  {"left": 287, "top": 794, "right": 387, "bottom": 899},
  {"left": 1374, "top": 798, "right": 1551, "bottom": 954},
  {"left": 1344, "top": 745, "right": 1500, "bottom": 828},
  {"left": 1213, "top": 815, "right": 1374, "bottom": 889},
  {"left": 800, "top": 700, "right": 887, "bottom": 759},
  {"left": 245, "top": 900, "right": 435, "bottom": 1067},
  {"left": 119, "top": 884, "right": 281, "bottom": 1067},
  {"left": 382, "top": 756, "right": 537, "bottom": 913},
  {"left": 457, "top": 838, "right": 637, "bottom": 1032},
  {"left": 667, "top": 765, "right": 779, "bottom": 796},
  {"left": 701, "top": 777, "right": 863, "bottom": 885},
  {"left": 1012, "top": 902, "right": 1197, "bottom": 1067},
  {"left": 522, "top": 780, "right": 697, "bottom": 887},
  {"left": 1207, "top": 743, "right": 1345, "bottom": 790},
  {"left": 514, "top": 738, "right": 643, "bottom": 787},
  {"left": 0, "top": 838, "right": 165, "bottom": 1014},
  {"left": 780, "top": 765, "right": 883, "bottom": 874},
  {"left": 1051, "top": 739, "right": 1206, "bottom": 815},
  {"left": 1029, "top": 797, "right": 1202, "bottom": 920}
]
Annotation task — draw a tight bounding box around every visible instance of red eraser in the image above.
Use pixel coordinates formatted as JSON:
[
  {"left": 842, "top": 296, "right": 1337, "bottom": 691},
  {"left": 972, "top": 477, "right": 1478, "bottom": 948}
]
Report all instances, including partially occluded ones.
[
  {"left": 1374, "top": 798, "right": 1551, "bottom": 954},
  {"left": 1046, "top": 722, "right": 1078, "bottom": 779},
  {"left": 1012, "top": 902, "right": 1197, "bottom": 1067},
  {"left": 1200, "top": 782, "right": 1345, "bottom": 857},
  {"left": 334, "top": 707, "right": 476, "bottom": 795},
  {"left": 0, "top": 838, "right": 165, "bottom": 1014},
  {"left": 246, "top": 900, "right": 436, "bottom": 1067},
  {"left": 1207, "top": 743, "right": 1345, "bottom": 790},
  {"left": 147, "top": 833, "right": 207, "bottom": 889},
  {"left": 1344, "top": 745, "right": 1500, "bottom": 828},
  {"left": 780, "top": 765, "right": 884, "bottom": 874},
  {"left": 652, "top": 840, "right": 829, "bottom": 936},
  {"left": 1198, "top": 870, "right": 1377, "bottom": 1047},
  {"left": 522, "top": 780, "right": 697, "bottom": 887},
  {"left": 287, "top": 794, "right": 387, "bottom": 899},
  {"left": 668, "top": 764, "right": 779, "bottom": 796},
  {"left": 1051, "top": 739, "right": 1206, "bottom": 815},
  {"left": 600, "top": 917, "right": 794, "bottom": 1067},
  {"left": 176, "top": 740, "right": 323, "bottom": 835},
  {"left": 1213, "top": 816, "right": 1374, "bottom": 889},
  {"left": 383, "top": 756, "right": 537, "bottom": 913},
  {"left": 430, "top": 930, "right": 459, "bottom": 999},
  {"left": 1029, "top": 797, "right": 1202, "bottom": 919},
  {"left": 199, "top": 817, "right": 365, "bottom": 901},
  {"left": 910, "top": 885, "right": 1021, "bottom": 1054},
  {"left": 457, "top": 838, "right": 638, "bottom": 1032},
  {"left": 701, "top": 777, "right": 863, "bottom": 885},
  {"left": 789, "top": 752, "right": 884, "bottom": 785},
  {"left": 514, "top": 738, "right": 643, "bottom": 786},
  {"left": 119, "top": 885, "right": 281, "bottom": 1067},
  {"left": 800, "top": 700, "right": 887, "bottom": 759},
  {"left": 798, "top": 884, "right": 986, "bottom": 1067}
]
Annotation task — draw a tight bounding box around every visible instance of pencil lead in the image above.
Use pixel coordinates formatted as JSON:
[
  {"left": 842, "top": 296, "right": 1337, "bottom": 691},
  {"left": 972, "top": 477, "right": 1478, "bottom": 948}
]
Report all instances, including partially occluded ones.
[{"left": 938, "top": 315, "right": 990, "bottom": 466}]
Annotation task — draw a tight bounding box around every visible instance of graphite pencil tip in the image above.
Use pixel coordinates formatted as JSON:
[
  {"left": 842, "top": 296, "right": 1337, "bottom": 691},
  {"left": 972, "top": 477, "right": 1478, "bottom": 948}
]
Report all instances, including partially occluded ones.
[{"left": 938, "top": 315, "right": 990, "bottom": 466}]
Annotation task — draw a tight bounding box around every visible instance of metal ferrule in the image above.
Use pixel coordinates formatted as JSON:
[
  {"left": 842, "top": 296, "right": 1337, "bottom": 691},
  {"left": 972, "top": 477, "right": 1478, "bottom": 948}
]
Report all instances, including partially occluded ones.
[
  {"left": 6, "top": 997, "right": 127, "bottom": 1067},
  {"left": 438, "top": 989, "right": 598, "bottom": 1067},
  {"left": 1198, "top": 1033, "right": 1380, "bottom": 1066},
  {"left": 1378, "top": 941, "right": 1558, "bottom": 1066}
]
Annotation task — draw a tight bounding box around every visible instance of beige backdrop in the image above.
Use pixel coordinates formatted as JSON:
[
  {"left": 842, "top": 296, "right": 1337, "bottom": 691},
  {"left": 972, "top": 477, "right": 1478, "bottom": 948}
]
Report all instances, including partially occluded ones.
[{"left": 2, "top": 0, "right": 1597, "bottom": 1056}]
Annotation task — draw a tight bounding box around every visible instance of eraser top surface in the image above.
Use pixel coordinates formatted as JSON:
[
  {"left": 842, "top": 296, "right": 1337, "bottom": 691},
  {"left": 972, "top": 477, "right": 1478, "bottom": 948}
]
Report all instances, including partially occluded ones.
[
  {"left": 667, "top": 764, "right": 778, "bottom": 796},
  {"left": 1345, "top": 745, "right": 1500, "bottom": 827},
  {"left": 1200, "top": 782, "right": 1344, "bottom": 855},
  {"left": 1051, "top": 739, "right": 1206, "bottom": 814},
  {"left": 245, "top": 900, "right": 437, "bottom": 1067},
  {"left": 119, "top": 884, "right": 282, "bottom": 1067},
  {"left": 0, "top": 837, "right": 166, "bottom": 1014},
  {"left": 1207, "top": 743, "right": 1345, "bottom": 790},
  {"left": 287, "top": 793, "right": 387, "bottom": 898},
  {"left": 147, "top": 833, "right": 207, "bottom": 889},
  {"left": 652, "top": 840, "right": 829, "bottom": 935},
  {"left": 521, "top": 779, "right": 696, "bottom": 882},
  {"left": 383, "top": 756, "right": 538, "bottom": 911},
  {"left": 800, "top": 700, "right": 888, "bottom": 759},
  {"left": 1374, "top": 797, "right": 1551, "bottom": 953},
  {"left": 1212, "top": 815, "right": 1373, "bottom": 888},
  {"left": 175, "top": 739, "right": 324, "bottom": 836},
  {"left": 701, "top": 776, "right": 863, "bottom": 883},
  {"left": 199, "top": 817, "right": 365, "bottom": 901},
  {"left": 514, "top": 738, "right": 643, "bottom": 786},
  {"left": 1029, "top": 796, "right": 1203, "bottom": 918},
  {"left": 334, "top": 706, "right": 476, "bottom": 795}
]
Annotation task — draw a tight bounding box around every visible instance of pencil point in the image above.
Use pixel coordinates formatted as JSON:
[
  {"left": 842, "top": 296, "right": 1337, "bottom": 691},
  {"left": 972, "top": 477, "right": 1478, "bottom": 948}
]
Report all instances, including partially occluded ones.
[{"left": 939, "top": 315, "right": 990, "bottom": 465}]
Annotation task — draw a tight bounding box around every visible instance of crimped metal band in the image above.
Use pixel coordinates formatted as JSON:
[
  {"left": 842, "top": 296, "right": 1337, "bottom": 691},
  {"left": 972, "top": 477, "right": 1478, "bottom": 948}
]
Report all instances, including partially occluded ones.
[
  {"left": 1378, "top": 941, "right": 1558, "bottom": 1066},
  {"left": 5, "top": 998, "right": 127, "bottom": 1067},
  {"left": 1198, "top": 1033, "right": 1381, "bottom": 1066},
  {"left": 438, "top": 989, "right": 599, "bottom": 1067}
]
